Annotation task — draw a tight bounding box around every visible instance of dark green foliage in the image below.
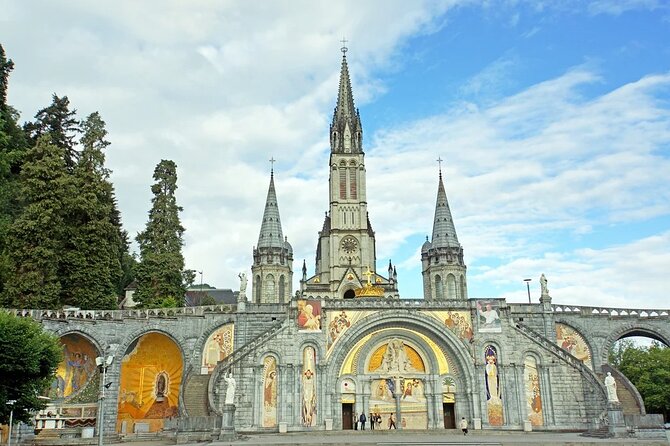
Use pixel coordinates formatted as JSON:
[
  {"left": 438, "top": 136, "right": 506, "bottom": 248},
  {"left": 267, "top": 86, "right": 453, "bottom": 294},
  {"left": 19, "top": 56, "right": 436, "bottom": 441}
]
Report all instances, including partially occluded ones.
[
  {"left": 59, "top": 113, "right": 122, "bottom": 309},
  {"left": 611, "top": 341, "right": 670, "bottom": 420},
  {"left": 24, "top": 94, "right": 80, "bottom": 169},
  {"left": 199, "top": 294, "right": 217, "bottom": 306},
  {"left": 0, "top": 312, "right": 63, "bottom": 424},
  {"left": 134, "top": 160, "right": 188, "bottom": 308},
  {"left": 1, "top": 136, "right": 71, "bottom": 308}
]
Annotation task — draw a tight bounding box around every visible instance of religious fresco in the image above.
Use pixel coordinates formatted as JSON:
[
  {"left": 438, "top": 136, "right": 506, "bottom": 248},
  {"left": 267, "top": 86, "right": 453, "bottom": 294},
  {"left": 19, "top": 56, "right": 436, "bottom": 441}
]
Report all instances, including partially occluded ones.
[
  {"left": 49, "top": 334, "right": 98, "bottom": 399},
  {"left": 261, "top": 356, "right": 277, "bottom": 428},
  {"left": 301, "top": 346, "right": 317, "bottom": 426},
  {"left": 555, "top": 323, "right": 592, "bottom": 370},
  {"left": 297, "top": 299, "right": 322, "bottom": 331},
  {"left": 484, "top": 345, "right": 503, "bottom": 426},
  {"left": 201, "top": 324, "right": 234, "bottom": 374},
  {"left": 368, "top": 378, "right": 428, "bottom": 429},
  {"left": 424, "top": 311, "right": 474, "bottom": 342},
  {"left": 367, "top": 338, "right": 425, "bottom": 373},
  {"left": 477, "top": 301, "right": 502, "bottom": 333},
  {"left": 326, "top": 310, "right": 372, "bottom": 354},
  {"left": 524, "top": 356, "right": 543, "bottom": 426},
  {"left": 117, "top": 332, "right": 183, "bottom": 434}
]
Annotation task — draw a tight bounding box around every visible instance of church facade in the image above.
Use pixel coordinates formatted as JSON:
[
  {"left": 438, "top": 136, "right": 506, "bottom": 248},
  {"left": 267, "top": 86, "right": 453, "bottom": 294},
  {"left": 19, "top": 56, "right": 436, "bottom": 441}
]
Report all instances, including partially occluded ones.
[{"left": 8, "top": 52, "right": 670, "bottom": 441}]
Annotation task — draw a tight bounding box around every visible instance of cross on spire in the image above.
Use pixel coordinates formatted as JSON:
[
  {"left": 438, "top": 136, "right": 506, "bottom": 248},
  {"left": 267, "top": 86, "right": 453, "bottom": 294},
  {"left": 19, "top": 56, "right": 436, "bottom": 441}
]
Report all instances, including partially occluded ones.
[
  {"left": 269, "top": 157, "right": 276, "bottom": 173},
  {"left": 436, "top": 157, "right": 443, "bottom": 174},
  {"left": 340, "top": 37, "right": 348, "bottom": 55}
]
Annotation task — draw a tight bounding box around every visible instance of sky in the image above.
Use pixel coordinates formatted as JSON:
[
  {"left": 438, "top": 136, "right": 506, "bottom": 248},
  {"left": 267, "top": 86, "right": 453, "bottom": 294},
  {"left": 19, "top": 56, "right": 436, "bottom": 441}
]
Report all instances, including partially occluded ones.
[{"left": 2, "top": 0, "right": 669, "bottom": 309}]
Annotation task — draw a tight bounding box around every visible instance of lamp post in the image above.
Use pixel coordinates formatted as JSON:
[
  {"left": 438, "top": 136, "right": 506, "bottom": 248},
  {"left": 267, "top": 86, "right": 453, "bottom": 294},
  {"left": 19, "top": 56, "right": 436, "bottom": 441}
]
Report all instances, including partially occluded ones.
[
  {"left": 95, "top": 355, "right": 113, "bottom": 446},
  {"left": 524, "top": 278, "right": 532, "bottom": 304},
  {"left": 6, "top": 399, "right": 16, "bottom": 446}
]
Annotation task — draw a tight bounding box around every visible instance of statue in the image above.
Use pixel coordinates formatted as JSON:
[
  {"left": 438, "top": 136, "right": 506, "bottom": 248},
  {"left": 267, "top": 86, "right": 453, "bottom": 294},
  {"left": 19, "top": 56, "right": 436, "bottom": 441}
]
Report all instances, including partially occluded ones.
[
  {"left": 540, "top": 274, "right": 548, "bottom": 296},
  {"left": 604, "top": 372, "right": 618, "bottom": 403},
  {"left": 238, "top": 272, "right": 247, "bottom": 298},
  {"left": 224, "top": 371, "right": 236, "bottom": 405}
]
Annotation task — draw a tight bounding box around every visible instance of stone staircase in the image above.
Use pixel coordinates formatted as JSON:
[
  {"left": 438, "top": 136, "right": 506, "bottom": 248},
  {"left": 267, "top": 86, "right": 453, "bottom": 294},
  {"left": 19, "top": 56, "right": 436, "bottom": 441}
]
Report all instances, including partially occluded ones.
[
  {"left": 183, "top": 374, "right": 211, "bottom": 417},
  {"left": 208, "top": 319, "right": 288, "bottom": 412},
  {"left": 600, "top": 364, "right": 644, "bottom": 416},
  {"left": 580, "top": 425, "right": 611, "bottom": 438}
]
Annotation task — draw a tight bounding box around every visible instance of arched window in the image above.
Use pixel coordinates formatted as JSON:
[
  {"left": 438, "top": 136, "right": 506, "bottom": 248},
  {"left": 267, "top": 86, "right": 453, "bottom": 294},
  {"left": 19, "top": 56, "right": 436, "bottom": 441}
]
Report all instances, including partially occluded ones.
[
  {"left": 266, "top": 274, "right": 276, "bottom": 303},
  {"left": 279, "top": 275, "right": 285, "bottom": 302},
  {"left": 344, "top": 289, "right": 355, "bottom": 299},
  {"left": 255, "top": 275, "right": 262, "bottom": 303},
  {"left": 447, "top": 274, "right": 457, "bottom": 299},
  {"left": 349, "top": 165, "right": 357, "bottom": 199},
  {"left": 460, "top": 275, "right": 467, "bottom": 299},
  {"left": 435, "top": 275, "right": 443, "bottom": 299}
]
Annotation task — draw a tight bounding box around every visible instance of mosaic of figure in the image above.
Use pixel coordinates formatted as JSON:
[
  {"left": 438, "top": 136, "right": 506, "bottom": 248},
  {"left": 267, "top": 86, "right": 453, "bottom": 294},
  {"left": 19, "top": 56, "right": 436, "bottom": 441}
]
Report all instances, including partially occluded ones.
[
  {"left": 327, "top": 310, "right": 351, "bottom": 348},
  {"left": 301, "top": 347, "right": 317, "bottom": 426},
  {"left": 262, "top": 356, "right": 277, "bottom": 427},
  {"left": 117, "top": 332, "right": 183, "bottom": 433},
  {"left": 379, "top": 338, "right": 418, "bottom": 373},
  {"left": 484, "top": 345, "right": 503, "bottom": 426},
  {"left": 524, "top": 356, "right": 543, "bottom": 426},
  {"left": 477, "top": 301, "right": 502, "bottom": 333},
  {"left": 427, "top": 311, "right": 474, "bottom": 342},
  {"left": 202, "top": 324, "right": 234, "bottom": 374},
  {"left": 297, "top": 300, "right": 322, "bottom": 331},
  {"left": 50, "top": 334, "right": 98, "bottom": 399},
  {"left": 555, "top": 323, "right": 592, "bottom": 369},
  {"left": 399, "top": 378, "right": 428, "bottom": 429}
]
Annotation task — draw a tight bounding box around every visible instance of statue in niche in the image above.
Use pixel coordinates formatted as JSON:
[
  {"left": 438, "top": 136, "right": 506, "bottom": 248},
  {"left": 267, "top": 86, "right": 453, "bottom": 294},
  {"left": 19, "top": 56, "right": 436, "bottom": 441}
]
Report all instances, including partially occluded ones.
[{"left": 155, "top": 372, "right": 167, "bottom": 402}]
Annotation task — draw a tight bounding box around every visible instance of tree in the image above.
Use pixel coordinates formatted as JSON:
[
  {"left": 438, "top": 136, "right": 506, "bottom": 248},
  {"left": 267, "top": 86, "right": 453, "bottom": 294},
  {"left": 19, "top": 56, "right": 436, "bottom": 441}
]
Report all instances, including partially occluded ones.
[
  {"left": 1, "top": 136, "right": 72, "bottom": 309},
  {"left": 134, "top": 160, "right": 188, "bottom": 307},
  {"left": 0, "top": 44, "right": 29, "bottom": 295},
  {"left": 24, "top": 94, "right": 80, "bottom": 169},
  {"left": 0, "top": 312, "right": 62, "bottom": 424},
  {"left": 59, "top": 113, "right": 123, "bottom": 309},
  {"left": 613, "top": 341, "right": 670, "bottom": 420}
]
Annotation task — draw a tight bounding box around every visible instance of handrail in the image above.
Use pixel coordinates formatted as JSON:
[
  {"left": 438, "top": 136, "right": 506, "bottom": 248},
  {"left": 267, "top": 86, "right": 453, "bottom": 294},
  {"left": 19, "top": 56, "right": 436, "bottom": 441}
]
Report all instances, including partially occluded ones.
[{"left": 206, "top": 319, "right": 288, "bottom": 414}]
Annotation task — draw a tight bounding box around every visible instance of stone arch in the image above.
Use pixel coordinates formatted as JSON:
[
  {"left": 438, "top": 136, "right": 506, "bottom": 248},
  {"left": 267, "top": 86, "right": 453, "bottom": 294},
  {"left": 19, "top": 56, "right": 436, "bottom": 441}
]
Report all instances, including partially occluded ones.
[
  {"left": 200, "top": 322, "right": 235, "bottom": 374},
  {"left": 600, "top": 322, "right": 670, "bottom": 366},
  {"left": 48, "top": 331, "right": 103, "bottom": 401},
  {"left": 324, "top": 311, "right": 477, "bottom": 427},
  {"left": 189, "top": 317, "right": 237, "bottom": 371},
  {"left": 343, "top": 288, "right": 356, "bottom": 299}
]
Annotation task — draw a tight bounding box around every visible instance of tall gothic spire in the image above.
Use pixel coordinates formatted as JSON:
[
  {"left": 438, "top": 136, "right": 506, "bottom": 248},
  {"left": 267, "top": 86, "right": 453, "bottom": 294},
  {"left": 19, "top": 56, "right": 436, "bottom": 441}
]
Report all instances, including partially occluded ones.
[
  {"left": 430, "top": 168, "right": 460, "bottom": 248},
  {"left": 257, "top": 170, "right": 285, "bottom": 248},
  {"left": 330, "top": 47, "right": 363, "bottom": 153}
]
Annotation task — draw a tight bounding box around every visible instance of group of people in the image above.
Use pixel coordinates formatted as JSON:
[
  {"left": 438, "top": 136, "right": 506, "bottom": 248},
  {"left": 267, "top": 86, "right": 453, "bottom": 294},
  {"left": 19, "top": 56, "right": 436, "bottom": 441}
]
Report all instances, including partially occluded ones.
[{"left": 353, "top": 412, "right": 397, "bottom": 430}]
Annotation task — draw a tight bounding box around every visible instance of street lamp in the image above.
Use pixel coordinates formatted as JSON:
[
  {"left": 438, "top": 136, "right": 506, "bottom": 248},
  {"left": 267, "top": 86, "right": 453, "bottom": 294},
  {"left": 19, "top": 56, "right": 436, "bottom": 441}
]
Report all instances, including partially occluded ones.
[
  {"left": 6, "top": 399, "right": 16, "bottom": 446},
  {"left": 95, "top": 355, "right": 113, "bottom": 446},
  {"left": 524, "top": 278, "right": 532, "bottom": 304}
]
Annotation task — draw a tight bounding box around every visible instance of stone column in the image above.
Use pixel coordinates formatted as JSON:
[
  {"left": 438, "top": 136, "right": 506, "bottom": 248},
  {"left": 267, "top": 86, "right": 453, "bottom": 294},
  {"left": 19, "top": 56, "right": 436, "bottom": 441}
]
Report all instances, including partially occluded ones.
[
  {"left": 607, "top": 401, "right": 626, "bottom": 437},
  {"left": 219, "top": 404, "right": 236, "bottom": 440}
]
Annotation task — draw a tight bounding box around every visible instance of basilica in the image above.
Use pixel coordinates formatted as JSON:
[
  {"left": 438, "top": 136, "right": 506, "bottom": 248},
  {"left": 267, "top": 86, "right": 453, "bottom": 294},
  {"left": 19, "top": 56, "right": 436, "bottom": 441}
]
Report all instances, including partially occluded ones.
[{"left": 10, "top": 50, "right": 669, "bottom": 442}]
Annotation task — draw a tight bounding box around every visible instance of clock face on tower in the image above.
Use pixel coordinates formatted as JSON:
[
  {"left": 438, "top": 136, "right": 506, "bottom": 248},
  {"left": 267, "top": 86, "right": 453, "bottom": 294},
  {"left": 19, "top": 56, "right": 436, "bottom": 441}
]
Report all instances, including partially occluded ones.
[{"left": 341, "top": 236, "right": 358, "bottom": 254}]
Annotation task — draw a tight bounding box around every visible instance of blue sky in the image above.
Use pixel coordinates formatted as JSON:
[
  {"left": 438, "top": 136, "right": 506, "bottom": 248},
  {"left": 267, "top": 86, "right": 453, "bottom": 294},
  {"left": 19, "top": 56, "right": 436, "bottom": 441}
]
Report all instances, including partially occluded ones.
[{"left": 2, "top": 0, "right": 669, "bottom": 308}]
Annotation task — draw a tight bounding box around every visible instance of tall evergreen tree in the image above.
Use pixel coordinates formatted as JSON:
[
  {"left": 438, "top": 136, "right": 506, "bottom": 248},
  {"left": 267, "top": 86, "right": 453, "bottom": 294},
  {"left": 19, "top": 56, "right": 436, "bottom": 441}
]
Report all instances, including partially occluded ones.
[
  {"left": 59, "top": 112, "right": 122, "bottom": 309},
  {"left": 1, "top": 135, "right": 72, "bottom": 308},
  {"left": 134, "top": 160, "right": 187, "bottom": 307},
  {"left": 24, "top": 94, "right": 80, "bottom": 169},
  {"left": 0, "top": 44, "right": 28, "bottom": 295}
]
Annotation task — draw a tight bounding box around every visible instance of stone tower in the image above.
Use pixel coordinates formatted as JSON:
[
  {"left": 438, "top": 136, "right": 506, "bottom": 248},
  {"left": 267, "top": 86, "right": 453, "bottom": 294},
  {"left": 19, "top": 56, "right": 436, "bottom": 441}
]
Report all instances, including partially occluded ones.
[
  {"left": 251, "top": 169, "right": 293, "bottom": 303},
  {"left": 421, "top": 168, "right": 467, "bottom": 300},
  {"left": 301, "top": 50, "right": 398, "bottom": 299}
]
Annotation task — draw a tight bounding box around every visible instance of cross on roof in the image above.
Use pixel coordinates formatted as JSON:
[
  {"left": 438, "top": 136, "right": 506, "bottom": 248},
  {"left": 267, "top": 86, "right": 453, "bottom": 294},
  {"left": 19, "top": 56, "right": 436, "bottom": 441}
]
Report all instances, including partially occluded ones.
[
  {"left": 436, "top": 157, "right": 443, "bottom": 173},
  {"left": 269, "top": 157, "right": 276, "bottom": 173},
  {"left": 341, "top": 37, "right": 348, "bottom": 55}
]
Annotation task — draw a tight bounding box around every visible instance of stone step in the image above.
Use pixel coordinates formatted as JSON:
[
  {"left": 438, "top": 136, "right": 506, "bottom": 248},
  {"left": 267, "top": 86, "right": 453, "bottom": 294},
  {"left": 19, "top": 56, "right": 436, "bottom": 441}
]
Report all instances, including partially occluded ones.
[{"left": 183, "top": 374, "right": 211, "bottom": 417}]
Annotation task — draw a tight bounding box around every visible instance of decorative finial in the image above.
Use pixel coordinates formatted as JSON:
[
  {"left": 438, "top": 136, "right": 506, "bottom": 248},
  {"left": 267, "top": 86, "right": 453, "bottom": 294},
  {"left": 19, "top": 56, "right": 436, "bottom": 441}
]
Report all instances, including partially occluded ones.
[
  {"left": 436, "top": 157, "right": 443, "bottom": 178},
  {"left": 340, "top": 37, "right": 348, "bottom": 55},
  {"left": 269, "top": 157, "right": 276, "bottom": 174}
]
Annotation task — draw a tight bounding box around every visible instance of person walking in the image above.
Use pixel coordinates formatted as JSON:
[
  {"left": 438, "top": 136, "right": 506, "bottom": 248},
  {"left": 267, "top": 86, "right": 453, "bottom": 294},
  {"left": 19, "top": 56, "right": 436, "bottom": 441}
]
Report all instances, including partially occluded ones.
[
  {"left": 359, "top": 412, "right": 367, "bottom": 430},
  {"left": 353, "top": 413, "right": 358, "bottom": 430},
  {"left": 388, "top": 413, "right": 397, "bottom": 429},
  {"left": 369, "top": 412, "right": 375, "bottom": 430},
  {"left": 460, "top": 417, "right": 468, "bottom": 436}
]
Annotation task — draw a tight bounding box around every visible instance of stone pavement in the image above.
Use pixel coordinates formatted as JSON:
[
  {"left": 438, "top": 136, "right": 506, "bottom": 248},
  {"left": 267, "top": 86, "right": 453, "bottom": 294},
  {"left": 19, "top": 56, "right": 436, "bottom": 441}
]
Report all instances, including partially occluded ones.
[{"left": 106, "top": 429, "right": 670, "bottom": 446}]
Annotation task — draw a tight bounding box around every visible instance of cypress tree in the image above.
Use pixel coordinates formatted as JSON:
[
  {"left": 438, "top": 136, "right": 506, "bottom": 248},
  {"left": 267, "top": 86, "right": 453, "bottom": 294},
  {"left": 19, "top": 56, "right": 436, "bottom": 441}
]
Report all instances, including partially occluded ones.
[
  {"left": 134, "top": 160, "right": 187, "bottom": 307},
  {"left": 1, "top": 135, "right": 72, "bottom": 308},
  {"left": 59, "top": 112, "right": 122, "bottom": 309}
]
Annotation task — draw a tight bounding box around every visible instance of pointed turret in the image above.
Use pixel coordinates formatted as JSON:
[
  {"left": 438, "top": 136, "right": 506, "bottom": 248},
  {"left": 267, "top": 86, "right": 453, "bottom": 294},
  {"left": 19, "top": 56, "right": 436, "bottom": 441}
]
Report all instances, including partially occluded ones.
[
  {"left": 330, "top": 51, "right": 363, "bottom": 154},
  {"left": 430, "top": 170, "right": 460, "bottom": 249},
  {"left": 421, "top": 165, "right": 467, "bottom": 300},
  {"left": 257, "top": 170, "right": 284, "bottom": 249},
  {"left": 252, "top": 167, "right": 293, "bottom": 303}
]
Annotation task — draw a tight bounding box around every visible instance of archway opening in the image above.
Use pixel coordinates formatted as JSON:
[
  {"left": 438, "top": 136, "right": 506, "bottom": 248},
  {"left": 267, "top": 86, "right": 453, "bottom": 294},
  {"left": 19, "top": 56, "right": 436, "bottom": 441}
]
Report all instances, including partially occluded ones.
[{"left": 343, "top": 289, "right": 355, "bottom": 299}]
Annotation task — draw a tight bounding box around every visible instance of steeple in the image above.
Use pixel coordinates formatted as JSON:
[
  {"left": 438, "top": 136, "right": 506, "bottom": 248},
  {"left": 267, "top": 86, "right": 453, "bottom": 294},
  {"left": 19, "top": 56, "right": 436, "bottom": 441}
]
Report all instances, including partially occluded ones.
[
  {"left": 330, "top": 44, "right": 363, "bottom": 154},
  {"left": 430, "top": 168, "right": 460, "bottom": 248},
  {"left": 257, "top": 169, "right": 284, "bottom": 248}
]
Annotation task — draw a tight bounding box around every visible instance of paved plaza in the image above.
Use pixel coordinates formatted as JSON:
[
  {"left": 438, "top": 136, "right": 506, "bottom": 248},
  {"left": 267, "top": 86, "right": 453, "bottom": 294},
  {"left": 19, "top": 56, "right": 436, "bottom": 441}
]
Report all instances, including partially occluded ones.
[{"left": 103, "top": 430, "right": 670, "bottom": 446}]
